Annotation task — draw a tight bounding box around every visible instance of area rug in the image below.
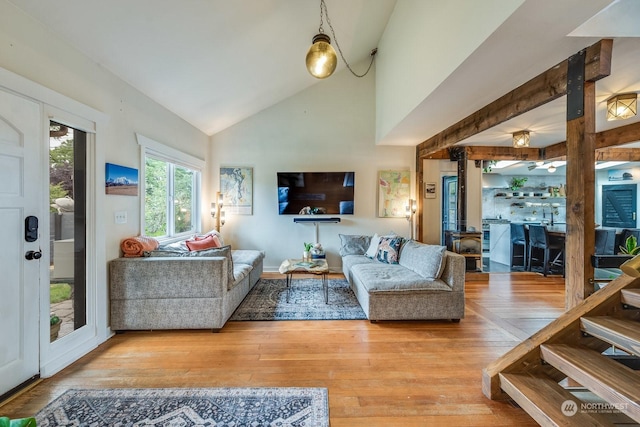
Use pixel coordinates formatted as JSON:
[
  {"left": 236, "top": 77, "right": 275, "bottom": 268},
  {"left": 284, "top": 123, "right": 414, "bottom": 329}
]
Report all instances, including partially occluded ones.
[
  {"left": 230, "top": 278, "right": 367, "bottom": 321},
  {"left": 35, "top": 387, "right": 329, "bottom": 426}
]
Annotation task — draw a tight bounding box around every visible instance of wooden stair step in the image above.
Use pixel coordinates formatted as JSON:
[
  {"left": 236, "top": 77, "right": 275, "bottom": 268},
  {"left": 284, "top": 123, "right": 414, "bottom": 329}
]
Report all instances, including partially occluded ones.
[
  {"left": 540, "top": 344, "right": 640, "bottom": 423},
  {"left": 622, "top": 289, "right": 640, "bottom": 309},
  {"left": 500, "top": 372, "right": 615, "bottom": 426},
  {"left": 581, "top": 316, "right": 640, "bottom": 356}
]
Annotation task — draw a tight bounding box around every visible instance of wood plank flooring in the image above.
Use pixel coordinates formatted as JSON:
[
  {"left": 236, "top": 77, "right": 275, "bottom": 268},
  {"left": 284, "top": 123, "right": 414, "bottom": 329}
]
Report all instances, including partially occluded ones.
[{"left": 1, "top": 272, "right": 566, "bottom": 426}]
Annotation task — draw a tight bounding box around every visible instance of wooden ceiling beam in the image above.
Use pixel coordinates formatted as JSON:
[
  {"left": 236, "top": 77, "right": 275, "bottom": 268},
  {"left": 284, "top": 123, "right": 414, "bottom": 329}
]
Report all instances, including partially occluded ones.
[
  {"left": 595, "top": 148, "right": 640, "bottom": 161},
  {"left": 464, "top": 146, "right": 541, "bottom": 161},
  {"left": 417, "top": 39, "right": 612, "bottom": 158}
]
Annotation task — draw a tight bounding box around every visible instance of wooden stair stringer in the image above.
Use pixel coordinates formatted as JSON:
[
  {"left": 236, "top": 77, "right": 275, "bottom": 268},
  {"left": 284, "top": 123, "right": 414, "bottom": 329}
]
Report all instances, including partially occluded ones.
[{"left": 482, "top": 274, "right": 639, "bottom": 401}]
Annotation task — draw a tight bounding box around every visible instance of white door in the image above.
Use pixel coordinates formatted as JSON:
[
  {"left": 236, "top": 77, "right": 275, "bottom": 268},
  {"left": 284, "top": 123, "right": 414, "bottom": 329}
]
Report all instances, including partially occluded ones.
[{"left": 0, "top": 88, "right": 42, "bottom": 394}]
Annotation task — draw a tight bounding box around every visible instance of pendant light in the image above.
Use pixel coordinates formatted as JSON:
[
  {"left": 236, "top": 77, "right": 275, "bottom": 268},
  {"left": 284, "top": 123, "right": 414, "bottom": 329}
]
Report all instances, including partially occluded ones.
[{"left": 306, "top": 0, "right": 377, "bottom": 79}]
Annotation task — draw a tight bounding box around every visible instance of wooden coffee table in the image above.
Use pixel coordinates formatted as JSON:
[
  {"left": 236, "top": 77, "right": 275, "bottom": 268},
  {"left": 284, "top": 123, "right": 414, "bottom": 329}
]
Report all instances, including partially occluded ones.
[{"left": 278, "top": 259, "right": 329, "bottom": 303}]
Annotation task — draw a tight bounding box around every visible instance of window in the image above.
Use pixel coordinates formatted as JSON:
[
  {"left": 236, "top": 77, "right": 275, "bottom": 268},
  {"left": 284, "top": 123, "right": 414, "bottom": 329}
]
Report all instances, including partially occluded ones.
[{"left": 137, "top": 134, "right": 203, "bottom": 240}]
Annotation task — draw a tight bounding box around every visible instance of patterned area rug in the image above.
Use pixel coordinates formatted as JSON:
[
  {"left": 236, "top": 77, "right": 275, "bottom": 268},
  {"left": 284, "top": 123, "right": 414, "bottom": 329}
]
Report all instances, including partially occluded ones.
[
  {"left": 35, "top": 387, "right": 329, "bottom": 427},
  {"left": 230, "top": 278, "right": 367, "bottom": 321}
]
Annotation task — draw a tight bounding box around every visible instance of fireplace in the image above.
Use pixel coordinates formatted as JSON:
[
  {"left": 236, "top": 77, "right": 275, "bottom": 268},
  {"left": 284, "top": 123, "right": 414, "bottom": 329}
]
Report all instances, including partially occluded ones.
[{"left": 444, "top": 230, "right": 482, "bottom": 271}]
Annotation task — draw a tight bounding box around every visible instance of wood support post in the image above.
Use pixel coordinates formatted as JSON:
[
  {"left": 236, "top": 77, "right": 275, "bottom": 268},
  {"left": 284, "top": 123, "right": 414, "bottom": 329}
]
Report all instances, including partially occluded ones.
[{"left": 565, "top": 80, "right": 596, "bottom": 309}]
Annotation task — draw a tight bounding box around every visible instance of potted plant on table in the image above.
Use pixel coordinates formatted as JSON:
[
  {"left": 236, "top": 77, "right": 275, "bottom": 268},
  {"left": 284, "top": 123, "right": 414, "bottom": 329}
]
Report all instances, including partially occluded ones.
[
  {"left": 50, "top": 312, "right": 61, "bottom": 342},
  {"left": 303, "top": 242, "right": 313, "bottom": 261}
]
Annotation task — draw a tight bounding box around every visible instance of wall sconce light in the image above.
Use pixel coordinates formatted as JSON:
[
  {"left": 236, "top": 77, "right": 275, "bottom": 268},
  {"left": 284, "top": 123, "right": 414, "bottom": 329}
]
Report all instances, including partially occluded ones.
[
  {"left": 405, "top": 199, "right": 417, "bottom": 240},
  {"left": 512, "top": 131, "right": 530, "bottom": 148},
  {"left": 606, "top": 93, "right": 637, "bottom": 121},
  {"left": 211, "top": 191, "right": 225, "bottom": 232},
  {"left": 306, "top": 0, "right": 377, "bottom": 79},
  {"left": 547, "top": 165, "right": 556, "bottom": 173}
]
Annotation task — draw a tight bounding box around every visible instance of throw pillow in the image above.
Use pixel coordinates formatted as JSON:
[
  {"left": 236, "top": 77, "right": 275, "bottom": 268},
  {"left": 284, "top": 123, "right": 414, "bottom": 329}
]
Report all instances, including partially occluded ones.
[
  {"left": 185, "top": 234, "right": 219, "bottom": 251},
  {"left": 364, "top": 233, "right": 380, "bottom": 259},
  {"left": 399, "top": 240, "right": 447, "bottom": 279},
  {"left": 376, "top": 236, "right": 405, "bottom": 264},
  {"left": 338, "top": 234, "right": 371, "bottom": 256},
  {"left": 195, "top": 230, "right": 225, "bottom": 246}
]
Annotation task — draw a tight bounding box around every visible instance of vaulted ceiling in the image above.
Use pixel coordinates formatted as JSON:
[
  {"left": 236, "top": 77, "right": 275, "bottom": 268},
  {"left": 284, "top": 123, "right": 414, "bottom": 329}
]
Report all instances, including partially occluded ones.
[{"left": 7, "top": 0, "right": 640, "bottom": 157}]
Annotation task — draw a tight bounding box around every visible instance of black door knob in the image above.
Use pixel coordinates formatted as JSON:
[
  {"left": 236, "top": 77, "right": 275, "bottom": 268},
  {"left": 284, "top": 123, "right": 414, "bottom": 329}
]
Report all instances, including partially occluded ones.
[{"left": 25, "top": 250, "right": 42, "bottom": 260}]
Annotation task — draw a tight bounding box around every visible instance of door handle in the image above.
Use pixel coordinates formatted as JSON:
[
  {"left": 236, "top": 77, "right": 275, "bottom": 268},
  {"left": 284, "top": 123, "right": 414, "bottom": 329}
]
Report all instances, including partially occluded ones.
[
  {"left": 634, "top": 212, "right": 637, "bottom": 221},
  {"left": 25, "top": 250, "right": 42, "bottom": 260}
]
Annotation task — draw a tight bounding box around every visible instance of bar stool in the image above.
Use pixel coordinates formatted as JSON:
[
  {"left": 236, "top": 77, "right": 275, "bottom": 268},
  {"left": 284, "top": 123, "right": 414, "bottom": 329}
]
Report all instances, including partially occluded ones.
[
  {"left": 528, "top": 224, "right": 564, "bottom": 276},
  {"left": 510, "top": 223, "right": 528, "bottom": 270}
]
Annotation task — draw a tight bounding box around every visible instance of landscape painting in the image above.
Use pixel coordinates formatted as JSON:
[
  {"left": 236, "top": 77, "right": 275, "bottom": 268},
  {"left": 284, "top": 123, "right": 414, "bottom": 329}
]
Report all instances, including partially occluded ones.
[{"left": 105, "top": 163, "right": 139, "bottom": 196}]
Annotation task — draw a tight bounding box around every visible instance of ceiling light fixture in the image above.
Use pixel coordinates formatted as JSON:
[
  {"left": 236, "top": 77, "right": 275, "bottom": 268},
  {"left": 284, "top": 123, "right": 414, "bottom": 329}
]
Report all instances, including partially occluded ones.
[
  {"left": 606, "top": 93, "right": 637, "bottom": 121},
  {"left": 306, "top": 0, "right": 377, "bottom": 79},
  {"left": 512, "top": 131, "right": 530, "bottom": 148}
]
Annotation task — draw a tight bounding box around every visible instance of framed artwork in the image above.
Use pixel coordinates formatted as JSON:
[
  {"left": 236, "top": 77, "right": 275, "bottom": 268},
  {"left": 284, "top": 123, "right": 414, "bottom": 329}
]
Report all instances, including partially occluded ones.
[
  {"left": 377, "top": 170, "right": 411, "bottom": 217},
  {"left": 424, "top": 182, "right": 436, "bottom": 199},
  {"left": 105, "top": 163, "right": 139, "bottom": 196},
  {"left": 220, "top": 167, "right": 253, "bottom": 215}
]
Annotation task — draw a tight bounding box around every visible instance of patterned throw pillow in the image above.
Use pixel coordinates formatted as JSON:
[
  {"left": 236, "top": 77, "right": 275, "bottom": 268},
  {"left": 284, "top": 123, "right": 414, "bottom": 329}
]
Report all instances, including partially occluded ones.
[{"left": 376, "top": 236, "right": 405, "bottom": 264}]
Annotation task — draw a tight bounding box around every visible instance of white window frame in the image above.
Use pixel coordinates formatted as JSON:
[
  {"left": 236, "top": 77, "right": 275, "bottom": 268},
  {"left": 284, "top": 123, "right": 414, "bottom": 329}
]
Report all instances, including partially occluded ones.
[{"left": 137, "top": 133, "right": 204, "bottom": 242}]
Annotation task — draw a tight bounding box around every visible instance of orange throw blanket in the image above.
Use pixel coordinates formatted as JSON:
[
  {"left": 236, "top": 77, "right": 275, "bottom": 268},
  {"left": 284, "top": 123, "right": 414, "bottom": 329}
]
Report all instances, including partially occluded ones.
[{"left": 120, "top": 236, "right": 159, "bottom": 257}]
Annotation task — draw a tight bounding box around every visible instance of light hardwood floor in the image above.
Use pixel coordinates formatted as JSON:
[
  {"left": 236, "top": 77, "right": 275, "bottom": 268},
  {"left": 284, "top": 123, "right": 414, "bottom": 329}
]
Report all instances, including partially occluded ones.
[{"left": 1, "top": 272, "right": 566, "bottom": 426}]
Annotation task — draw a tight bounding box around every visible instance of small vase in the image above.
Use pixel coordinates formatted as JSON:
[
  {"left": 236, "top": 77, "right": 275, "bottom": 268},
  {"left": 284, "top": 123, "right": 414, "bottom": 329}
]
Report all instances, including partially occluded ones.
[{"left": 303, "top": 251, "right": 310, "bottom": 261}]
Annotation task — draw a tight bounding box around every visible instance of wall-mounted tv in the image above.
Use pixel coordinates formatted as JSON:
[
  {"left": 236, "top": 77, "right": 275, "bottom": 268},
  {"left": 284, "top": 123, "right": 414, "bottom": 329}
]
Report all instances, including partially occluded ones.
[{"left": 278, "top": 172, "right": 355, "bottom": 215}]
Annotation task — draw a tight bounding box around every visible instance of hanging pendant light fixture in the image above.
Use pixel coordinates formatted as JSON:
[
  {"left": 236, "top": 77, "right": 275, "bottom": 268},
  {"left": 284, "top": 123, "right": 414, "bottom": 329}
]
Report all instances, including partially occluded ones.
[
  {"left": 512, "top": 131, "right": 530, "bottom": 148},
  {"left": 606, "top": 93, "right": 637, "bottom": 121},
  {"left": 306, "top": 0, "right": 377, "bottom": 79}
]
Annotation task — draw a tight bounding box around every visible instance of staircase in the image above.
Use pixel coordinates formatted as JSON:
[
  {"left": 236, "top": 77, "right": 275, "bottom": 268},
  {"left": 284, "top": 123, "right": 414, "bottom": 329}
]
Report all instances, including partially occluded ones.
[{"left": 483, "top": 274, "right": 640, "bottom": 426}]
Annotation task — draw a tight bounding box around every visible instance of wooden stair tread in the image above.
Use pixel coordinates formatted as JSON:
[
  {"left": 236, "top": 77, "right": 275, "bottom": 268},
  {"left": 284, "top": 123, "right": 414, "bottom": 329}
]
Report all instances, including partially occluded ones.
[
  {"left": 541, "top": 344, "right": 640, "bottom": 423},
  {"left": 622, "top": 289, "right": 640, "bottom": 308},
  {"left": 500, "top": 372, "right": 615, "bottom": 426},
  {"left": 581, "top": 316, "right": 640, "bottom": 356}
]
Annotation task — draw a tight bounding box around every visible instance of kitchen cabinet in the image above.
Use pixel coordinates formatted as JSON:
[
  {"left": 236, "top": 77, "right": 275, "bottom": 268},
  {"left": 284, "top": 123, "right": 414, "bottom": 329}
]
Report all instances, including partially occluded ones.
[{"left": 489, "top": 223, "right": 511, "bottom": 265}]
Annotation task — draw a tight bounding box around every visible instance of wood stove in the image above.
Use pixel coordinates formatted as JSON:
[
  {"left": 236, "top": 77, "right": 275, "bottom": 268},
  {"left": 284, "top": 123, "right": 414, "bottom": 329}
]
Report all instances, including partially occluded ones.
[{"left": 444, "top": 230, "right": 482, "bottom": 271}]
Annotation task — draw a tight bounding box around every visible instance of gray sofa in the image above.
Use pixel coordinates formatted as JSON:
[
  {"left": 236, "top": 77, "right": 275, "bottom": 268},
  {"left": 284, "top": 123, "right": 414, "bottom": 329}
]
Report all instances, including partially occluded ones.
[
  {"left": 340, "top": 235, "right": 465, "bottom": 322},
  {"left": 109, "top": 248, "right": 264, "bottom": 331}
]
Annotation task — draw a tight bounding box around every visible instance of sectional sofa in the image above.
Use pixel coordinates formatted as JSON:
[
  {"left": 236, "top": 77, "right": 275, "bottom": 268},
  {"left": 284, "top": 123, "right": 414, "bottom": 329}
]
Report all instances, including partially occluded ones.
[
  {"left": 339, "top": 234, "right": 466, "bottom": 322},
  {"left": 109, "top": 241, "right": 264, "bottom": 331}
]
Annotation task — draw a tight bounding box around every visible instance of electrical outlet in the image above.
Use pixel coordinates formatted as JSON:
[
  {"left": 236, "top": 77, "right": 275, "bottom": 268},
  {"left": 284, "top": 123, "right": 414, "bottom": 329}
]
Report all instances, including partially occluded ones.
[{"left": 115, "top": 211, "right": 127, "bottom": 224}]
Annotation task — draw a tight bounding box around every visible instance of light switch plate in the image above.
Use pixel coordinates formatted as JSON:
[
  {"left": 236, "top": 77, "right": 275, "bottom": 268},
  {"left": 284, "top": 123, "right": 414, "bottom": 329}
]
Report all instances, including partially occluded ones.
[{"left": 115, "top": 211, "right": 127, "bottom": 224}]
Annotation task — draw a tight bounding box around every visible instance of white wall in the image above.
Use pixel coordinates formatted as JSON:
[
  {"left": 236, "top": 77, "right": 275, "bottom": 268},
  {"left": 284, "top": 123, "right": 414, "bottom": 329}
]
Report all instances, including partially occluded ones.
[
  {"left": 375, "top": 0, "right": 523, "bottom": 144},
  {"left": 209, "top": 65, "right": 415, "bottom": 271},
  {"left": 0, "top": 1, "right": 209, "bottom": 261}
]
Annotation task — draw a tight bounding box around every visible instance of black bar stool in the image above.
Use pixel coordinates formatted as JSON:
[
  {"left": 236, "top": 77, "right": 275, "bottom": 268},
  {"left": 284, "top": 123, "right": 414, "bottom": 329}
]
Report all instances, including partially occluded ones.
[
  {"left": 528, "top": 224, "right": 564, "bottom": 276},
  {"left": 510, "top": 223, "right": 528, "bottom": 270}
]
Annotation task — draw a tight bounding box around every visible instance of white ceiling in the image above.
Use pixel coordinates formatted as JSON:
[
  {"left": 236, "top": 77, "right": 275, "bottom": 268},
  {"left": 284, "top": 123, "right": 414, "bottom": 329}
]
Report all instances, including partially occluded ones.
[{"left": 7, "top": 0, "right": 640, "bottom": 159}]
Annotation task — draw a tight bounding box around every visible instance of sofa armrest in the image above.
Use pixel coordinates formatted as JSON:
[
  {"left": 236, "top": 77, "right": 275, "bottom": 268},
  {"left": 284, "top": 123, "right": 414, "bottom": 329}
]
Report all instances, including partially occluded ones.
[
  {"left": 440, "top": 251, "right": 465, "bottom": 292},
  {"left": 109, "top": 256, "right": 229, "bottom": 299}
]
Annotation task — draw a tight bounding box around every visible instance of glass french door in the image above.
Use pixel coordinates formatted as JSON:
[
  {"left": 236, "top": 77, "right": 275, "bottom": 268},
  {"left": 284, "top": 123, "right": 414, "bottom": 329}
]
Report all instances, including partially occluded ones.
[
  {"left": 442, "top": 176, "right": 458, "bottom": 244},
  {"left": 49, "top": 121, "right": 87, "bottom": 342}
]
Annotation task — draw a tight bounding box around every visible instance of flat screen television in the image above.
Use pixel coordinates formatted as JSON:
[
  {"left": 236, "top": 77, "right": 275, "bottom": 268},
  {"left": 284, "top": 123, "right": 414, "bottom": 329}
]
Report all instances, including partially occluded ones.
[{"left": 278, "top": 171, "right": 355, "bottom": 215}]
